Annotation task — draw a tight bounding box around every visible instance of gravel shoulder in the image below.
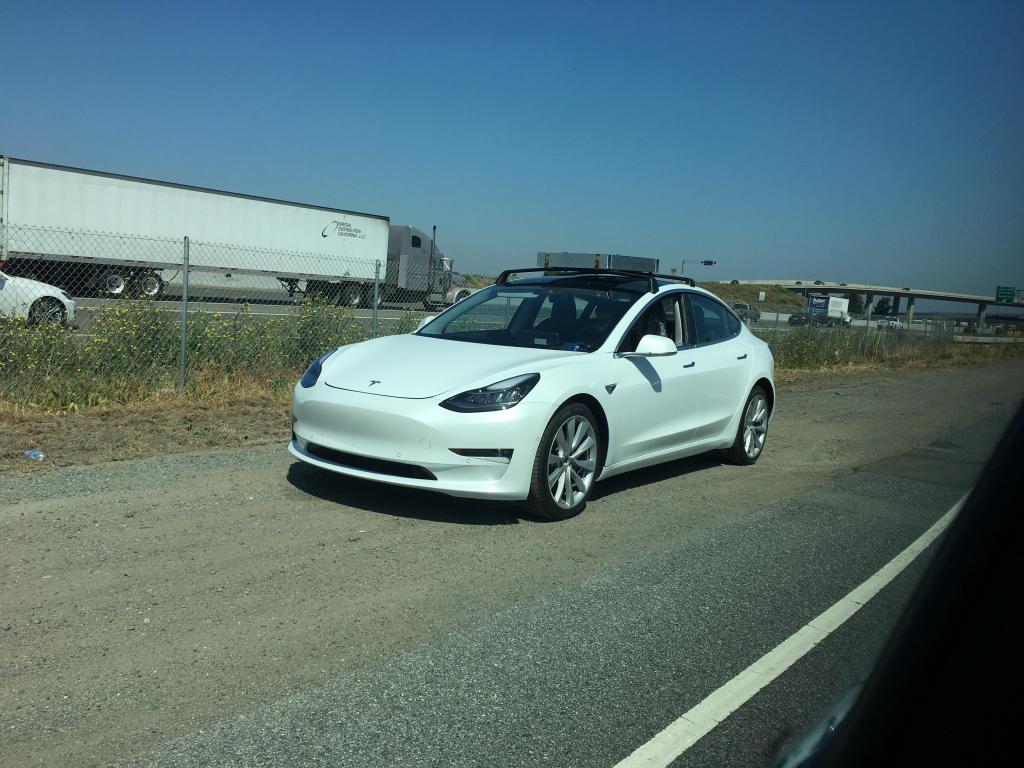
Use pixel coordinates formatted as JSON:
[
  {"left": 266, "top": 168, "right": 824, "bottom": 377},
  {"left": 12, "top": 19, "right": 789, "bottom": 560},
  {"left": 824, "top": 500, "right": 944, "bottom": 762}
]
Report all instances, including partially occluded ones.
[{"left": 1, "top": 360, "right": 1022, "bottom": 767}]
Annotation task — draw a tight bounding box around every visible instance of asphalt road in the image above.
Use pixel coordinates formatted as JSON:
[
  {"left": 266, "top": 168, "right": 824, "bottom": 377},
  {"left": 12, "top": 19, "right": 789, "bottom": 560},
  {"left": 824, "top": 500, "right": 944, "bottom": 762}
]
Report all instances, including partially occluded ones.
[{"left": 2, "top": 361, "right": 1022, "bottom": 767}]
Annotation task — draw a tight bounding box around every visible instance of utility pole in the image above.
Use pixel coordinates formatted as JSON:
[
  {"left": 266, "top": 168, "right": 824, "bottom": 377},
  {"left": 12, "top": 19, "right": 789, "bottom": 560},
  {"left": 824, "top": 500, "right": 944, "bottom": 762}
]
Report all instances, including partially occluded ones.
[{"left": 428, "top": 224, "right": 436, "bottom": 295}]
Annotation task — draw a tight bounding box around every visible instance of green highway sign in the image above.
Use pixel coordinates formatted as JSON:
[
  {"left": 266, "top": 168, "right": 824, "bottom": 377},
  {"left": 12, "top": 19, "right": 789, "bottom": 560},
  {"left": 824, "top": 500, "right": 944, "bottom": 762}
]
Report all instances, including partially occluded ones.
[{"left": 995, "top": 286, "right": 1016, "bottom": 304}]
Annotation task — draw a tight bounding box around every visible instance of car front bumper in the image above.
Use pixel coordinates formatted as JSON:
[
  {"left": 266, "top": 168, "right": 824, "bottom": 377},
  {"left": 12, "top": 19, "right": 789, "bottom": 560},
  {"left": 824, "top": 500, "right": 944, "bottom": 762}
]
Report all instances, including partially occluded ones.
[{"left": 290, "top": 383, "right": 548, "bottom": 500}]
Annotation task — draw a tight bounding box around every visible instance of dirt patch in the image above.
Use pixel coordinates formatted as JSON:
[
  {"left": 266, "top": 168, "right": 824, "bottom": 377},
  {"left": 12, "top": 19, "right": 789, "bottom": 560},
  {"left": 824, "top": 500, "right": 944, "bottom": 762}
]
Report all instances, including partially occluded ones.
[{"left": 0, "top": 393, "right": 291, "bottom": 473}]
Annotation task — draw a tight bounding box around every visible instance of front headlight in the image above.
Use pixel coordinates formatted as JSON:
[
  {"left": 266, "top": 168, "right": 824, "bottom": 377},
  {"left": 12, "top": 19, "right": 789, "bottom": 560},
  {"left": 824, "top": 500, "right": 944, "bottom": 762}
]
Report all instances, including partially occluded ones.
[
  {"left": 440, "top": 373, "right": 540, "bottom": 412},
  {"left": 299, "top": 350, "right": 336, "bottom": 388}
]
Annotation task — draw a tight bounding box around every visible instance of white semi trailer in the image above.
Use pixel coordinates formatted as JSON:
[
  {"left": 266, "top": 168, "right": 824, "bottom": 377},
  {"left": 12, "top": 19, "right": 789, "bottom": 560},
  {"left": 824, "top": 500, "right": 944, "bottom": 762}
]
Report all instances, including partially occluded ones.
[
  {"left": 537, "top": 251, "right": 661, "bottom": 272},
  {"left": 0, "top": 156, "right": 453, "bottom": 306}
]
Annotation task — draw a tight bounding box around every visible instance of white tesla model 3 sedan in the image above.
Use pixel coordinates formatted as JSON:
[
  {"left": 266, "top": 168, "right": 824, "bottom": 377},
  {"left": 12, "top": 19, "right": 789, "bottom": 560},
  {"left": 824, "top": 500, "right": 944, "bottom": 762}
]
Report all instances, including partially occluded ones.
[{"left": 290, "top": 269, "right": 775, "bottom": 520}]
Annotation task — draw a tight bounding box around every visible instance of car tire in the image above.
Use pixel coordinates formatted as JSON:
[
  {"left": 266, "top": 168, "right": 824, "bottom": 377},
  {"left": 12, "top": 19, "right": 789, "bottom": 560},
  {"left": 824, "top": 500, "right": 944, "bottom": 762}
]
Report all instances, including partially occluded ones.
[
  {"left": 28, "top": 297, "right": 67, "bottom": 326},
  {"left": 525, "top": 402, "right": 600, "bottom": 521},
  {"left": 722, "top": 386, "right": 769, "bottom": 465}
]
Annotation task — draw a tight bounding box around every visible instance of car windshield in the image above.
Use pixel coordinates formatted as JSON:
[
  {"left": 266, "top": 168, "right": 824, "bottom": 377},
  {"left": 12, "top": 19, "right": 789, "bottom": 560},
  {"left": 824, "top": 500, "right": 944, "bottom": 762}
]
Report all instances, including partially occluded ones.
[{"left": 417, "top": 278, "right": 642, "bottom": 351}]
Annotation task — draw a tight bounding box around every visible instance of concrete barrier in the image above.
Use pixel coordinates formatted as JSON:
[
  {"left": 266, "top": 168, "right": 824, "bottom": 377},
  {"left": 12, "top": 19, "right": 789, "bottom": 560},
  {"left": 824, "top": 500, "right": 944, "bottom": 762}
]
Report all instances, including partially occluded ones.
[{"left": 952, "top": 335, "right": 1024, "bottom": 344}]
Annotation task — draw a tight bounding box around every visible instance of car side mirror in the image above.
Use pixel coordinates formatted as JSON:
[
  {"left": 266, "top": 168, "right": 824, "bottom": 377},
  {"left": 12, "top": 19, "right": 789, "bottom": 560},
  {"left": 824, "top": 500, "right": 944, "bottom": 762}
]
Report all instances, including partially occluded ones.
[
  {"left": 624, "top": 334, "right": 677, "bottom": 357},
  {"left": 417, "top": 315, "right": 436, "bottom": 331}
]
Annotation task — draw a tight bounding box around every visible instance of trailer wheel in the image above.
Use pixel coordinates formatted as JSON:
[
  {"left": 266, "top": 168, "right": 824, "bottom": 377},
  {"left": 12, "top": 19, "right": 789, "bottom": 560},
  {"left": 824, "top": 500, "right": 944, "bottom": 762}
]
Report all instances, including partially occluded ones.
[
  {"left": 131, "top": 271, "right": 164, "bottom": 299},
  {"left": 303, "top": 280, "right": 336, "bottom": 304},
  {"left": 96, "top": 269, "right": 129, "bottom": 297},
  {"left": 362, "top": 285, "right": 383, "bottom": 308},
  {"left": 338, "top": 284, "right": 363, "bottom": 307}
]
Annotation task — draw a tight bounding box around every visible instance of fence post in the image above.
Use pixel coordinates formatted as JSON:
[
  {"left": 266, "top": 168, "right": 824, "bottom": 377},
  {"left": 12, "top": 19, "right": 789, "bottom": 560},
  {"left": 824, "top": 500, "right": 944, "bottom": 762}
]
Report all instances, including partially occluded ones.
[
  {"left": 177, "top": 236, "right": 190, "bottom": 394},
  {"left": 372, "top": 260, "right": 381, "bottom": 337},
  {"left": 771, "top": 303, "right": 780, "bottom": 350}
]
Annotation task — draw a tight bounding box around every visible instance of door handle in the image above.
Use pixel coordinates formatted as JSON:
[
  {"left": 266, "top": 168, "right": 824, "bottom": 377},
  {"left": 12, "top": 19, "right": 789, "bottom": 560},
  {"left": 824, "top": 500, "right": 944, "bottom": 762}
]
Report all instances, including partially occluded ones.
[
  {"left": 683, "top": 361, "right": 696, "bottom": 368},
  {"left": 736, "top": 353, "right": 748, "bottom": 360}
]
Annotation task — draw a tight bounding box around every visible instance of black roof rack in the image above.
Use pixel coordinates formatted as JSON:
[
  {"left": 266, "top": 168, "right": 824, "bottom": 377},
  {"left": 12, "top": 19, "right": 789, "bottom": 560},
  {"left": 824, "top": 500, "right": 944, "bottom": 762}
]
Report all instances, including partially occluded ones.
[{"left": 494, "top": 266, "right": 695, "bottom": 293}]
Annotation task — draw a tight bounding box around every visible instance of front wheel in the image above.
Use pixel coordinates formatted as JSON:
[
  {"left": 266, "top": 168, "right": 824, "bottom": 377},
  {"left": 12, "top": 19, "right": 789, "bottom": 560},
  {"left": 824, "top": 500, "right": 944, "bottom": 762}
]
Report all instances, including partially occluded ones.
[
  {"left": 28, "top": 297, "right": 67, "bottom": 326},
  {"left": 525, "top": 402, "right": 600, "bottom": 520},
  {"left": 722, "top": 386, "right": 769, "bottom": 465}
]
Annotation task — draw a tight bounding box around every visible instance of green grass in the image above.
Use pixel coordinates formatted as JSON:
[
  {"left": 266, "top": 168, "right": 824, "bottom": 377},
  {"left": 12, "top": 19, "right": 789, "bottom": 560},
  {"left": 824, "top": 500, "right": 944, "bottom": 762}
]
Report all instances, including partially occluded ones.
[
  {"left": 756, "top": 325, "right": 958, "bottom": 368},
  {"left": 3, "top": 296, "right": 1015, "bottom": 413},
  {"left": 700, "top": 282, "right": 805, "bottom": 311},
  {"left": 0, "top": 298, "right": 421, "bottom": 411}
]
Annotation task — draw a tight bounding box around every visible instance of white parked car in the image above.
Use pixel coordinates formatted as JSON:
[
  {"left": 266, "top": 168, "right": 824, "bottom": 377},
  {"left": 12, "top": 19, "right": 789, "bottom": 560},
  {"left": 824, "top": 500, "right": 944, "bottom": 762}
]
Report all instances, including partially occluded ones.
[
  {"left": 0, "top": 269, "right": 76, "bottom": 325},
  {"left": 290, "top": 269, "right": 775, "bottom": 519}
]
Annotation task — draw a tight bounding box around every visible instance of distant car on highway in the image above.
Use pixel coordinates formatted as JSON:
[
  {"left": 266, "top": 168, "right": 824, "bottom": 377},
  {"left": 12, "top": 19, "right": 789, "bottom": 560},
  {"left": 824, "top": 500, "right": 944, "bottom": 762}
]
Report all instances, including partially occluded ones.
[
  {"left": 814, "top": 280, "right": 825, "bottom": 285},
  {"left": 814, "top": 313, "right": 852, "bottom": 328},
  {"left": 880, "top": 317, "right": 906, "bottom": 329},
  {"left": 0, "top": 269, "right": 76, "bottom": 325},
  {"left": 789, "top": 311, "right": 811, "bottom": 326},
  {"left": 732, "top": 302, "right": 761, "bottom": 323}
]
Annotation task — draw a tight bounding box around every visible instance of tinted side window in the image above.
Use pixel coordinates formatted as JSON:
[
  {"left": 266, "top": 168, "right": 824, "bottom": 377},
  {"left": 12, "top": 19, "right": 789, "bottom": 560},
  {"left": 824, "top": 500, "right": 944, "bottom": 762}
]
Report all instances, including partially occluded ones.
[
  {"left": 411, "top": 235, "right": 422, "bottom": 248},
  {"left": 688, "top": 294, "right": 736, "bottom": 344}
]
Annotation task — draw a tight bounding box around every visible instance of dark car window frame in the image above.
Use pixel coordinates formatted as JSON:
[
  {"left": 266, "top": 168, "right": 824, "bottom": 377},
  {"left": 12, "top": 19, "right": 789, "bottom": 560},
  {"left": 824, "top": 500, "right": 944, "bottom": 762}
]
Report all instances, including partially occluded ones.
[{"left": 682, "top": 292, "right": 743, "bottom": 350}]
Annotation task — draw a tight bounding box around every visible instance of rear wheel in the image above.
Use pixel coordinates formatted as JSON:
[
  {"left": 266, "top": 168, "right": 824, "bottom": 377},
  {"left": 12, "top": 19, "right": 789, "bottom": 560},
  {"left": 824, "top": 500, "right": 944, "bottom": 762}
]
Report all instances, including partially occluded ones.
[
  {"left": 28, "top": 297, "right": 67, "bottom": 326},
  {"left": 362, "top": 284, "right": 383, "bottom": 309},
  {"left": 337, "top": 284, "right": 362, "bottom": 307},
  {"left": 131, "top": 270, "right": 163, "bottom": 298},
  {"left": 95, "top": 269, "right": 128, "bottom": 297},
  {"left": 525, "top": 403, "right": 600, "bottom": 520},
  {"left": 723, "top": 386, "right": 769, "bottom": 465}
]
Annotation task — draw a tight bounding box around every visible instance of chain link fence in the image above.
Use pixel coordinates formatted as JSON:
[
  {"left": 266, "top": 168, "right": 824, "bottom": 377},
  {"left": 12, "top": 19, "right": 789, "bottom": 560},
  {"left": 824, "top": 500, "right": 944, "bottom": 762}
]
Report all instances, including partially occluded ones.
[
  {"left": 1, "top": 224, "right": 1013, "bottom": 410},
  {"left": 0, "top": 224, "right": 481, "bottom": 409},
  {"left": 734, "top": 301, "right": 970, "bottom": 367}
]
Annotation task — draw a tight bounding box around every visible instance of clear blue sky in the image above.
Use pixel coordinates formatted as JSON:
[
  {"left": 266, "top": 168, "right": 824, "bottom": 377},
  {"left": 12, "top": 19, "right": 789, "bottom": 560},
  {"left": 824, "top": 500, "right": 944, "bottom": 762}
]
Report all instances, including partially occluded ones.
[{"left": 2, "top": 0, "right": 1021, "bottom": 296}]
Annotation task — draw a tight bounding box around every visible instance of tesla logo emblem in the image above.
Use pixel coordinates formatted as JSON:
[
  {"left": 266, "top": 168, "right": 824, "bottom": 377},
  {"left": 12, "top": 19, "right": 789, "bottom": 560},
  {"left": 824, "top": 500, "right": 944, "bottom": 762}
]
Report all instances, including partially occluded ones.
[{"left": 368, "top": 380, "right": 381, "bottom": 387}]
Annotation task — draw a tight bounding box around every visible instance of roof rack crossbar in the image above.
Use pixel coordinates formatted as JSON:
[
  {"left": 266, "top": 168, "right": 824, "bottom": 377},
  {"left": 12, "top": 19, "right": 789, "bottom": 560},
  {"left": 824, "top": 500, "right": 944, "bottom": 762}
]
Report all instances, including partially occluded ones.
[{"left": 494, "top": 266, "right": 695, "bottom": 291}]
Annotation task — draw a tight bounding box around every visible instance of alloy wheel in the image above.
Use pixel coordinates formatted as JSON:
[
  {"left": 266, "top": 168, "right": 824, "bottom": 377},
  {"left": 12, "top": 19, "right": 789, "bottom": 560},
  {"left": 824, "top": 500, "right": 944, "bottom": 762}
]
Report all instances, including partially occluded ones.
[
  {"left": 743, "top": 394, "right": 768, "bottom": 459},
  {"left": 547, "top": 415, "right": 597, "bottom": 509}
]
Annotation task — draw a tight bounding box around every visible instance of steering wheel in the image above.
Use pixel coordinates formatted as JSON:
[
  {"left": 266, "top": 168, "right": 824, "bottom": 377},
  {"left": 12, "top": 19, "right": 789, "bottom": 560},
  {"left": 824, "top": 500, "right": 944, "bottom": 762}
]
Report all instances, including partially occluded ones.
[{"left": 576, "top": 325, "right": 606, "bottom": 351}]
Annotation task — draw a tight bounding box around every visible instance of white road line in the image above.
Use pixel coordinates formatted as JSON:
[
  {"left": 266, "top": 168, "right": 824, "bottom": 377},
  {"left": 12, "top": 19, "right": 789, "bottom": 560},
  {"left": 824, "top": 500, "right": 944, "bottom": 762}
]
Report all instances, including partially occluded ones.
[{"left": 613, "top": 496, "right": 965, "bottom": 768}]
